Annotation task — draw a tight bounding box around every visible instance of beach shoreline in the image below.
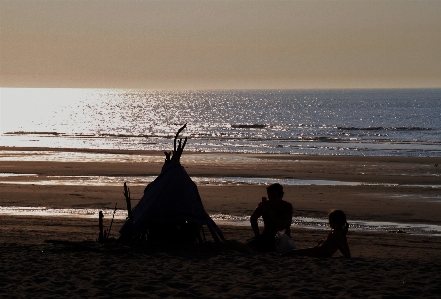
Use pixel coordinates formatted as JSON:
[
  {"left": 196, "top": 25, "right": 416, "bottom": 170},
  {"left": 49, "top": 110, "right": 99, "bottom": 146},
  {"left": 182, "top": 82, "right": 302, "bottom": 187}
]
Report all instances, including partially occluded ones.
[{"left": 1, "top": 146, "right": 440, "bottom": 224}]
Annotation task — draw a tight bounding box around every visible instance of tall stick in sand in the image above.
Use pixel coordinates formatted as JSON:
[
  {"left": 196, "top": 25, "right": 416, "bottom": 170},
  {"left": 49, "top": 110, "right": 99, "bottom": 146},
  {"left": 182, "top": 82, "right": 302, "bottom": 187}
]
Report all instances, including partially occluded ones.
[
  {"left": 123, "top": 182, "right": 133, "bottom": 235},
  {"left": 123, "top": 182, "right": 134, "bottom": 253},
  {"left": 98, "top": 211, "right": 104, "bottom": 243}
]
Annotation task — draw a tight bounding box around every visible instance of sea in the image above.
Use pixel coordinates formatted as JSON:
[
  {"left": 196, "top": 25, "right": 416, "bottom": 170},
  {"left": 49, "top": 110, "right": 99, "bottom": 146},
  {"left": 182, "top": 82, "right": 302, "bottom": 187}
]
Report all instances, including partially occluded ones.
[{"left": 1, "top": 88, "right": 441, "bottom": 157}]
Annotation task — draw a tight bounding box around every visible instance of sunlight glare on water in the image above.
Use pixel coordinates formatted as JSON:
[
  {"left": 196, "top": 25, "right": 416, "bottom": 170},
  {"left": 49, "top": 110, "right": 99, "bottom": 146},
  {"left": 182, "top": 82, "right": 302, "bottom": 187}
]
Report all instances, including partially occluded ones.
[
  {"left": 1, "top": 88, "right": 440, "bottom": 156},
  {"left": 1, "top": 88, "right": 94, "bottom": 134}
]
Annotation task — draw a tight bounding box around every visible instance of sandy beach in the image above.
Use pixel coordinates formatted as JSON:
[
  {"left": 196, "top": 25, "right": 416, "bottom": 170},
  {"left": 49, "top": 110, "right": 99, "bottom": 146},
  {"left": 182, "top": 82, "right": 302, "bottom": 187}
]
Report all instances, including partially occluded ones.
[{"left": 1, "top": 147, "right": 441, "bottom": 298}]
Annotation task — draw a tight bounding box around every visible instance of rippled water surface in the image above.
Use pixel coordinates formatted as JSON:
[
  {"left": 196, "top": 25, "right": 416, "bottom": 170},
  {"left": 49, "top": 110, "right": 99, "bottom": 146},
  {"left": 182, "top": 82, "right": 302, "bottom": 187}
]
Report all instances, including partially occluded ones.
[{"left": 2, "top": 88, "right": 440, "bottom": 156}]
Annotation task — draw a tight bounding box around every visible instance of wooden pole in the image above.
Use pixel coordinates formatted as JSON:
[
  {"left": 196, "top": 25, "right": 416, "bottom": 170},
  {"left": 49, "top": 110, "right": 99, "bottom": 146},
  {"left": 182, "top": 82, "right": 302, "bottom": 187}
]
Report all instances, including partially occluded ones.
[
  {"left": 124, "top": 182, "right": 133, "bottom": 229},
  {"left": 123, "top": 182, "right": 134, "bottom": 254},
  {"left": 98, "top": 211, "right": 104, "bottom": 243}
]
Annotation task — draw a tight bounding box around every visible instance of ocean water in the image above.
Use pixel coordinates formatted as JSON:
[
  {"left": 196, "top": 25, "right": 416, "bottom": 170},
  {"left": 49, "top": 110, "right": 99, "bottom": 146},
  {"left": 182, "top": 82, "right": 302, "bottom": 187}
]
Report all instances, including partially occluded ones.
[{"left": 1, "top": 88, "right": 440, "bottom": 157}]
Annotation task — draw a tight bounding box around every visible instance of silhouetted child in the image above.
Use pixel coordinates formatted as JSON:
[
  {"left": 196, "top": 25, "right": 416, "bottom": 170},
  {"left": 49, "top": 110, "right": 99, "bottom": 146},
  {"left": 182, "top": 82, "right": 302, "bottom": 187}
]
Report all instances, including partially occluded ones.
[{"left": 283, "top": 209, "right": 351, "bottom": 258}]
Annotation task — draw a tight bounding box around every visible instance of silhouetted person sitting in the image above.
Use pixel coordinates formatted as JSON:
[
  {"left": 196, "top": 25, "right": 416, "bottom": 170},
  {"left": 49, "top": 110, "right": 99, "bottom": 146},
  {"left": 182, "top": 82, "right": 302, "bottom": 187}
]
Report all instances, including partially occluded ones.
[
  {"left": 283, "top": 209, "right": 351, "bottom": 258},
  {"left": 247, "top": 183, "right": 293, "bottom": 252}
]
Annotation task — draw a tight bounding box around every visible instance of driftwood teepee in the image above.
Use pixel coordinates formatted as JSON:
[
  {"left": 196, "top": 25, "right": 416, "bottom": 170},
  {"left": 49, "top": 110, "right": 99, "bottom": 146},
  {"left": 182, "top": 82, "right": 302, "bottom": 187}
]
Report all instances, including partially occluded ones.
[{"left": 119, "top": 124, "right": 224, "bottom": 243}]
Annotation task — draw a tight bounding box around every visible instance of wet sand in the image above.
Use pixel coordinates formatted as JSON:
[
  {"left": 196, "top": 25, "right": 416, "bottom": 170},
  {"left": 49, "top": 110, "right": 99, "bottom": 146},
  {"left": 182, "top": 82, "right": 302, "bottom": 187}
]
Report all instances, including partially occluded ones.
[{"left": 1, "top": 147, "right": 441, "bottom": 298}]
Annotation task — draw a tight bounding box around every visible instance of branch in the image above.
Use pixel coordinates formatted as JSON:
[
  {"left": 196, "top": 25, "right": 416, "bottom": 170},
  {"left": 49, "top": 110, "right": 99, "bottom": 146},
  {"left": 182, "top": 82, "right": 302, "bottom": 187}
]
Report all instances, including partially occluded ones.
[{"left": 163, "top": 124, "right": 187, "bottom": 170}]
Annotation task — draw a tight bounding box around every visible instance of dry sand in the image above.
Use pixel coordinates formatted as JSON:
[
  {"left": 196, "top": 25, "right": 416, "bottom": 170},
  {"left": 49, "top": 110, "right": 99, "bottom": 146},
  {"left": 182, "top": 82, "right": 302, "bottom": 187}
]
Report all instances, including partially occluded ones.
[{"left": 1, "top": 147, "right": 441, "bottom": 298}]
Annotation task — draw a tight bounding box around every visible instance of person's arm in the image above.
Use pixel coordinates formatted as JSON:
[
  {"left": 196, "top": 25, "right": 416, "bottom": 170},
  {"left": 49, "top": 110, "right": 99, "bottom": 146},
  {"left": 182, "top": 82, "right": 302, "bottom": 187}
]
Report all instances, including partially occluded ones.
[
  {"left": 333, "top": 232, "right": 351, "bottom": 258},
  {"left": 340, "top": 235, "right": 351, "bottom": 258},
  {"left": 284, "top": 204, "right": 294, "bottom": 236},
  {"left": 250, "top": 203, "right": 263, "bottom": 237}
]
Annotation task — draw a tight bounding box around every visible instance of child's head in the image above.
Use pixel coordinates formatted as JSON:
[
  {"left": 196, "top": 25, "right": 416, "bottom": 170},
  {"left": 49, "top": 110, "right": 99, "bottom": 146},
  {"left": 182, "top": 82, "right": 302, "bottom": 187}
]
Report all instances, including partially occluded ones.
[{"left": 328, "top": 209, "right": 349, "bottom": 233}]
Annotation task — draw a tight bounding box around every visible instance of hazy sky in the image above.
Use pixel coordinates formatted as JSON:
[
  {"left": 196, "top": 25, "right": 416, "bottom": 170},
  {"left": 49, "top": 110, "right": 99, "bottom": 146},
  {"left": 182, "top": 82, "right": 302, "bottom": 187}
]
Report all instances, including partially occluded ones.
[{"left": 1, "top": 0, "right": 440, "bottom": 90}]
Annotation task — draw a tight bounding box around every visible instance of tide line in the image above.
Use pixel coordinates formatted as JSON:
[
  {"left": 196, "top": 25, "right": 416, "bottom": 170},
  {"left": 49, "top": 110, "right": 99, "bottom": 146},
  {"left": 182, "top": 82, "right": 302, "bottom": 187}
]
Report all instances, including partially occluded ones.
[{"left": 1, "top": 206, "right": 440, "bottom": 236}]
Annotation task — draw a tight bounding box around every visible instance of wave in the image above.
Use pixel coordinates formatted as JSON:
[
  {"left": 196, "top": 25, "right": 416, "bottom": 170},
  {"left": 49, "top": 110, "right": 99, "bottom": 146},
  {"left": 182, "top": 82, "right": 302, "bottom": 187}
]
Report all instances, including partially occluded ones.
[
  {"left": 3, "top": 131, "right": 160, "bottom": 138},
  {"left": 4, "top": 131, "right": 439, "bottom": 146},
  {"left": 337, "top": 126, "right": 432, "bottom": 131},
  {"left": 4, "top": 131, "right": 62, "bottom": 136},
  {"left": 298, "top": 136, "right": 344, "bottom": 142},
  {"left": 231, "top": 124, "right": 266, "bottom": 129}
]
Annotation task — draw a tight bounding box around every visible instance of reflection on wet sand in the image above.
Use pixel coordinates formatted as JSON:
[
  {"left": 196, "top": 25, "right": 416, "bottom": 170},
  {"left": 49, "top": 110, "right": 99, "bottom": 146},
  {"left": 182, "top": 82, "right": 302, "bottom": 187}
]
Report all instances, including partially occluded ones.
[{"left": 1, "top": 206, "right": 440, "bottom": 236}]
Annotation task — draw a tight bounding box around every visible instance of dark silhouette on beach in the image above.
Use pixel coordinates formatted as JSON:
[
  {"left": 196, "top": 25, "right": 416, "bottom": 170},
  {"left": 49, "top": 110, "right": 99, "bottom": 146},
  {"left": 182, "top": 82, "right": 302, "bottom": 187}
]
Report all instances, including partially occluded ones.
[
  {"left": 247, "top": 183, "right": 293, "bottom": 252},
  {"left": 283, "top": 209, "right": 351, "bottom": 258}
]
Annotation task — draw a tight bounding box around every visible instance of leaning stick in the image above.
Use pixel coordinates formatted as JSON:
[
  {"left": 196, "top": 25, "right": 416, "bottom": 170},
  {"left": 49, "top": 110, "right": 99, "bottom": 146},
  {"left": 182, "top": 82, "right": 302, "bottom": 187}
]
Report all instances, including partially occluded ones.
[{"left": 105, "top": 203, "right": 117, "bottom": 239}]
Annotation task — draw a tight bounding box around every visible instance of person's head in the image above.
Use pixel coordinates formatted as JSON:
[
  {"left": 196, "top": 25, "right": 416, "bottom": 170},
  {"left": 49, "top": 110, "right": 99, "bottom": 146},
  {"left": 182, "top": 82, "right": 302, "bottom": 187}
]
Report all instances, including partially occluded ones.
[
  {"left": 266, "top": 183, "right": 284, "bottom": 201},
  {"left": 328, "top": 209, "right": 349, "bottom": 233}
]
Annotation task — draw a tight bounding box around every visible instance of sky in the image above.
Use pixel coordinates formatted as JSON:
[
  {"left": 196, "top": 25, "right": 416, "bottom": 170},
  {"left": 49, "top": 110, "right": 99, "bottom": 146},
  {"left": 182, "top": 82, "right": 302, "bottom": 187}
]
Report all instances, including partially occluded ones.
[{"left": 1, "top": 0, "right": 440, "bottom": 90}]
